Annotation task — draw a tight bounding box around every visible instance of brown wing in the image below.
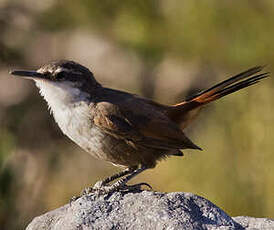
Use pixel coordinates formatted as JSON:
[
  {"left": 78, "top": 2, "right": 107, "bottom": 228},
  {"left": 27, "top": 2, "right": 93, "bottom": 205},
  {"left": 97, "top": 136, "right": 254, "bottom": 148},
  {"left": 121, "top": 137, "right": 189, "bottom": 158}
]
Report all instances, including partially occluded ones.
[{"left": 92, "top": 100, "right": 201, "bottom": 151}]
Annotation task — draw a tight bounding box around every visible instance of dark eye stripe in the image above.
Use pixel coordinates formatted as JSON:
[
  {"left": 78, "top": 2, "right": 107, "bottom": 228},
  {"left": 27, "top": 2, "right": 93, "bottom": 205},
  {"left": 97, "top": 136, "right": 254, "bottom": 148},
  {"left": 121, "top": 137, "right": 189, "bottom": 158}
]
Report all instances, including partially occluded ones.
[{"left": 55, "top": 72, "right": 66, "bottom": 80}]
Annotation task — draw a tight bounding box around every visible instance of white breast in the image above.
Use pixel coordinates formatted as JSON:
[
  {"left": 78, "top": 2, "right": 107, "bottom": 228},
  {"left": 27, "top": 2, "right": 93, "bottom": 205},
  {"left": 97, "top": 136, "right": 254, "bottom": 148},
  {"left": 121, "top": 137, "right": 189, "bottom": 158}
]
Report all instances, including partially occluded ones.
[{"left": 34, "top": 80, "right": 105, "bottom": 158}]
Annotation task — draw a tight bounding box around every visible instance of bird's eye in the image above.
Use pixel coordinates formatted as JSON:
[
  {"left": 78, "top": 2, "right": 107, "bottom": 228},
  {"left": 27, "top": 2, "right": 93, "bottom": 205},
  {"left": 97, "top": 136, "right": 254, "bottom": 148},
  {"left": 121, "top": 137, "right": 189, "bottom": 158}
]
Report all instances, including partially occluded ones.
[{"left": 55, "top": 72, "right": 66, "bottom": 80}]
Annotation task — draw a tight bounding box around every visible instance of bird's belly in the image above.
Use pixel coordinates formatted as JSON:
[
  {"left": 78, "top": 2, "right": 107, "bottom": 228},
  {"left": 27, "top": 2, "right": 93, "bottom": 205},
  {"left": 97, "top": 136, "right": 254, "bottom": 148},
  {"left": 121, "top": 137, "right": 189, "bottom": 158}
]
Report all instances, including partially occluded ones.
[
  {"left": 54, "top": 109, "right": 110, "bottom": 161},
  {"left": 68, "top": 125, "right": 145, "bottom": 167},
  {"left": 53, "top": 104, "right": 161, "bottom": 167},
  {"left": 52, "top": 107, "right": 140, "bottom": 166}
]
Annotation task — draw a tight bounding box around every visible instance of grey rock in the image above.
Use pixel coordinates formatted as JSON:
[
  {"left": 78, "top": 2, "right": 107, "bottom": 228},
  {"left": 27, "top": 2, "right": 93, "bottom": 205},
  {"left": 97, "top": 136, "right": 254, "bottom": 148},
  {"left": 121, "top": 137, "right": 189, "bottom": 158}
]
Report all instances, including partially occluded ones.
[
  {"left": 233, "top": 216, "right": 274, "bottom": 230},
  {"left": 26, "top": 190, "right": 273, "bottom": 230}
]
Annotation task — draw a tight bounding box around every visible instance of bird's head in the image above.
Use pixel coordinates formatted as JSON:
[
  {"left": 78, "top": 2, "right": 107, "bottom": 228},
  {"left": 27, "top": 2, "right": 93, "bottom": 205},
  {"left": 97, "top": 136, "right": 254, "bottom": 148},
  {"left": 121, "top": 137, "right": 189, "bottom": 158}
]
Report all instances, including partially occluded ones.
[
  {"left": 10, "top": 60, "right": 100, "bottom": 88},
  {"left": 10, "top": 60, "right": 101, "bottom": 105}
]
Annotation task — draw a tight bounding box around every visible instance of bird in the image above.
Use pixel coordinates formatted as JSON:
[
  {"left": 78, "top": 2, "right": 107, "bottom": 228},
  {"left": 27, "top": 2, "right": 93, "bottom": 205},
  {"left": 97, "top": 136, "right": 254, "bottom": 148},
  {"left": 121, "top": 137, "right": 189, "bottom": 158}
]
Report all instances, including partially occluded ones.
[{"left": 10, "top": 60, "right": 269, "bottom": 193}]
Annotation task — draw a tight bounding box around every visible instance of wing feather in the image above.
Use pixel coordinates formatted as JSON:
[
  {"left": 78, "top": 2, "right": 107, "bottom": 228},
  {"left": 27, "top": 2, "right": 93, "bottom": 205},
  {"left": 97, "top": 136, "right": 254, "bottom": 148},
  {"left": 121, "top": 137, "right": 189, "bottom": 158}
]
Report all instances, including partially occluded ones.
[{"left": 92, "top": 100, "right": 201, "bottom": 151}]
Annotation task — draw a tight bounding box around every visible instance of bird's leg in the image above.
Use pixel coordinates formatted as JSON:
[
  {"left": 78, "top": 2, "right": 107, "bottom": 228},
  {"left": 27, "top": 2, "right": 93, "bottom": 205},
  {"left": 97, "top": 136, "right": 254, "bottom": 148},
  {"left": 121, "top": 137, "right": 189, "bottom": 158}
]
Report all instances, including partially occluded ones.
[
  {"left": 81, "top": 166, "right": 151, "bottom": 196},
  {"left": 96, "top": 165, "right": 150, "bottom": 194},
  {"left": 93, "top": 166, "right": 138, "bottom": 189}
]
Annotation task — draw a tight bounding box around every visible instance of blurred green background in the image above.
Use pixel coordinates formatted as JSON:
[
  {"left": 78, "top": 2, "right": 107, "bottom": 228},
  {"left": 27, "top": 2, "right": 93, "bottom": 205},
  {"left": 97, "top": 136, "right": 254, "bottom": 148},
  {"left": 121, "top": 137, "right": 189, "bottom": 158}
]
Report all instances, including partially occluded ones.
[{"left": 0, "top": 0, "right": 273, "bottom": 229}]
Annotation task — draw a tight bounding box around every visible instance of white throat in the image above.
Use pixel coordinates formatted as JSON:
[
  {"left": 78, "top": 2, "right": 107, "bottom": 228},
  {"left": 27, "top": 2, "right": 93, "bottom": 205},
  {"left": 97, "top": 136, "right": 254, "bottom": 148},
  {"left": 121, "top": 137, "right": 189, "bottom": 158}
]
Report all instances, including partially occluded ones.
[
  {"left": 35, "top": 80, "right": 90, "bottom": 112},
  {"left": 34, "top": 80, "right": 95, "bottom": 151}
]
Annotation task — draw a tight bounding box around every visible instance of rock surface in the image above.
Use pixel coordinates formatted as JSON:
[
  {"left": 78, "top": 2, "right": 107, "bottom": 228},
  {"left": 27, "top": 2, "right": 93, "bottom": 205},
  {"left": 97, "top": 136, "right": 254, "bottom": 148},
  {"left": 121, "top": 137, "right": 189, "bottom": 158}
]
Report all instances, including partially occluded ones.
[
  {"left": 233, "top": 216, "right": 274, "bottom": 229},
  {"left": 26, "top": 190, "right": 274, "bottom": 230}
]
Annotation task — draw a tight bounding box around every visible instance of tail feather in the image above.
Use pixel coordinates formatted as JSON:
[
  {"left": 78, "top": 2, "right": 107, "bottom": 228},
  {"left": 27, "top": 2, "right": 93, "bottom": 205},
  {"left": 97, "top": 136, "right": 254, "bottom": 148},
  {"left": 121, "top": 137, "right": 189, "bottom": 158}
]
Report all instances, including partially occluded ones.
[
  {"left": 167, "top": 66, "right": 269, "bottom": 128},
  {"left": 196, "top": 71, "right": 269, "bottom": 103}
]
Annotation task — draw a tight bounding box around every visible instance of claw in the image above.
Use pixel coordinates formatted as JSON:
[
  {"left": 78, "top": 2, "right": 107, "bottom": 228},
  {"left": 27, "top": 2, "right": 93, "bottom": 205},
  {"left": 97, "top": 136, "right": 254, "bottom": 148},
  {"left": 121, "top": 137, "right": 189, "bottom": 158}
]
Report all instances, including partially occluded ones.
[
  {"left": 138, "top": 182, "right": 153, "bottom": 190},
  {"left": 121, "top": 182, "right": 153, "bottom": 191}
]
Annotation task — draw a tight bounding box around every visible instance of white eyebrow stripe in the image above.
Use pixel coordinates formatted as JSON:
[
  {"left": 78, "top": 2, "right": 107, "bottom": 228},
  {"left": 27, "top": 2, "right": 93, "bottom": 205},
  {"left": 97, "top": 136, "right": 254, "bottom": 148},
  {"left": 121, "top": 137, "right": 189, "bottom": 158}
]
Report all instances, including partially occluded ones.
[
  {"left": 37, "top": 66, "right": 83, "bottom": 75},
  {"left": 55, "top": 67, "right": 70, "bottom": 73}
]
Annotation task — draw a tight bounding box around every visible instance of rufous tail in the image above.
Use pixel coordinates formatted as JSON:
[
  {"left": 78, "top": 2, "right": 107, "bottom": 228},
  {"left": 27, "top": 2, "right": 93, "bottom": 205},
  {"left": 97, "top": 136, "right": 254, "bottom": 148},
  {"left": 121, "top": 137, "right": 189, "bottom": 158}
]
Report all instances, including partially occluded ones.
[{"left": 167, "top": 66, "right": 269, "bottom": 128}]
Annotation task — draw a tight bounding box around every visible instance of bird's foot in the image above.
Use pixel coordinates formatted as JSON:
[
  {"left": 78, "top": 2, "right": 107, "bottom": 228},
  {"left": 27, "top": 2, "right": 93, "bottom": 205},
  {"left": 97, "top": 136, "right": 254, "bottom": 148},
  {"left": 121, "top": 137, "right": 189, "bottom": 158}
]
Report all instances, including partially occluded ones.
[
  {"left": 77, "top": 166, "right": 151, "bottom": 197},
  {"left": 70, "top": 166, "right": 150, "bottom": 202},
  {"left": 120, "top": 182, "right": 153, "bottom": 192},
  {"left": 81, "top": 181, "right": 152, "bottom": 197},
  {"left": 120, "top": 182, "right": 152, "bottom": 192}
]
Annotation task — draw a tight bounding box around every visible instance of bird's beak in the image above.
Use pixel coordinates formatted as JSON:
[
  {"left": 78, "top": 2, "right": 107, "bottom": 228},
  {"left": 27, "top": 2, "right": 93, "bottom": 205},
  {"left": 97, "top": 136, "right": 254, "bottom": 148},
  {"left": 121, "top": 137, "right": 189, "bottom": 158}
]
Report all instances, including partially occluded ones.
[{"left": 9, "top": 70, "right": 46, "bottom": 80}]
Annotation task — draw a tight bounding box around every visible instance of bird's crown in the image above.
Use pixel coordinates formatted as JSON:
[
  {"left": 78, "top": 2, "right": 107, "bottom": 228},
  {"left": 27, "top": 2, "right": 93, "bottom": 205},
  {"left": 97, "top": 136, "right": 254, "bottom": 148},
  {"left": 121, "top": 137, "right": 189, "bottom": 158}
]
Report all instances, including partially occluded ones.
[{"left": 37, "top": 60, "right": 94, "bottom": 82}]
